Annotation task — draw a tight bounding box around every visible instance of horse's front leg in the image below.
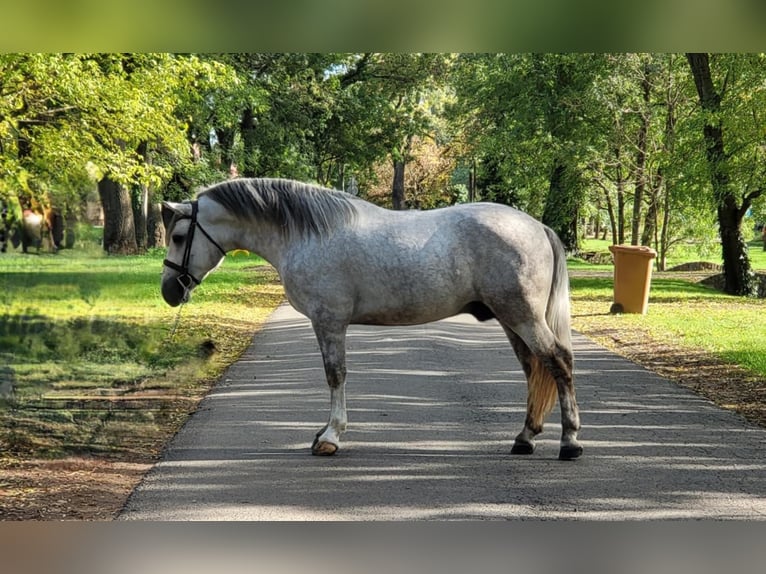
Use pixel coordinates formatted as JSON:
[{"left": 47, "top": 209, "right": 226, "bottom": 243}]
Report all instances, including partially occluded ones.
[{"left": 311, "top": 322, "right": 348, "bottom": 456}]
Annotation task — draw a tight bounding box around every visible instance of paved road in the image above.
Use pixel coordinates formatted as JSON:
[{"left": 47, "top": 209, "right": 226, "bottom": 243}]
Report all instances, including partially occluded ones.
[{"left": 120, "top": 304, "right": 766, "bottom": 520}]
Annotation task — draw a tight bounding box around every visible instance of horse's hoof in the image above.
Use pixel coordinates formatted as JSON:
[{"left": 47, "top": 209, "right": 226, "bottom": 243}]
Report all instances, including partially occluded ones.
[
  {"left": 511, "top": 441, "right": 535, "bottom": 455},
  {"left": 558, "top": 444, "right": 583, "bottom": 460},
  {"left": 312, "top": 440, "right": 338, "bottom": 456}
]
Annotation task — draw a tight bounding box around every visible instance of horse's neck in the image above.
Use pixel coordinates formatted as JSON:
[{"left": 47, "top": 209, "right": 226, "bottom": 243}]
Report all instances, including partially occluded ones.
[
  {"left": 237, "top": 223, "right": 290, "bottom": 268},
  {"left": 201, "top": 197, "right": 288, "bottom": 267}
]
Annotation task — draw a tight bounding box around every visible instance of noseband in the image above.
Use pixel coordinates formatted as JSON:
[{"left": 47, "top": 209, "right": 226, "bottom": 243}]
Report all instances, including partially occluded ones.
[{"left": 163, "top": 201, "right": 227, "bottom": 292}]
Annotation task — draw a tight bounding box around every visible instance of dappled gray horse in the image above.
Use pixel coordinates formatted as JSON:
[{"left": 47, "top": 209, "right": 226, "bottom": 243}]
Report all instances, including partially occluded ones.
[{"left": 161, "top": 178, "right": 582, "bottom": 460}]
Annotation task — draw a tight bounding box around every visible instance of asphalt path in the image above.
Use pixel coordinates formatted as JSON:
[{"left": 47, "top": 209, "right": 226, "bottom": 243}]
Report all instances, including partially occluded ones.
[{"left": 119, "top": 303, "right": 766, "bottom": 520}]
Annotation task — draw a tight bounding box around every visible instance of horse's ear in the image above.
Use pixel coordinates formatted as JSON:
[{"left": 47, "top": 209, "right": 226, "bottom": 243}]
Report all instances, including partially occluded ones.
[{"left": 161, "top": 201, "right": 191, "bottom": 231}]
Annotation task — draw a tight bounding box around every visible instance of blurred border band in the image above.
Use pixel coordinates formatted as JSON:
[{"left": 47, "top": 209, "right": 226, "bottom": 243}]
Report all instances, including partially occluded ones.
[
  {"left": 1, "top": 0, "right": 765, "bottom": 52},
  {"left": 2, "top": 523, "right": 766, "bottom": 574}
]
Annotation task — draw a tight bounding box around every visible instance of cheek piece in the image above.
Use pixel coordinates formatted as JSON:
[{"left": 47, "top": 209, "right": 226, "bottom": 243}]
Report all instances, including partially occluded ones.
[{"left": 163, "top": 201, "right": 227, "bottom": 296}]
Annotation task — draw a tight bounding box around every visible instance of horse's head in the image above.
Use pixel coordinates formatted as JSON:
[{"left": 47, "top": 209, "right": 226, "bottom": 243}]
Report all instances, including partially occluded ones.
[{"left": 161, "top": 199, "right": 228, "bottom": 307}]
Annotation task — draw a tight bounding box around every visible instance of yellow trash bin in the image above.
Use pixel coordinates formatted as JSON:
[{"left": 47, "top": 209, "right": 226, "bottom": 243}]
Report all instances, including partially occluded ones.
[{"left": 608, "top": 245, "right": 657, "bottom": 314}]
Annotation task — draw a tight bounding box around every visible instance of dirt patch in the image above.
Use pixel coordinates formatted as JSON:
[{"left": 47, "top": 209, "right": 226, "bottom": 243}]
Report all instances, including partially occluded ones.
[
  {"left": 577, "top": 323, "right": 766, "bottom": 429},
  {"left": 0, "top": 392, "right": 193, "bottom": 521},
  {"left": 0, "top": 263, "right": 284, "bottom": 521},
  {"left": 0, "top": 456, "right": 152, "bottom": 520}
]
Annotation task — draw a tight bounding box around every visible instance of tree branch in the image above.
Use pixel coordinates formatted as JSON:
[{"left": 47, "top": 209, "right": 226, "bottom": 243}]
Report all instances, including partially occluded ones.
[
  {"left": 740, "top": 187, "right": 764, "bottom": 219},
  {"left": 339, "top": 53, "right": 372, "bottom": 87}
]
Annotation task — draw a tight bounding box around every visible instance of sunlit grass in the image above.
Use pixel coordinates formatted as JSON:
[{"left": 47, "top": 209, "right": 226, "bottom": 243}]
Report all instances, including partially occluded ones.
[
  {"left": 577, "top": 237, "right": 766, "bottom": 271},
  {"left": 570, "top": 275, "right": 766, "bottom": 378},
  {"left": 0, "top": 249, "right": 284, "bottom": 457}
]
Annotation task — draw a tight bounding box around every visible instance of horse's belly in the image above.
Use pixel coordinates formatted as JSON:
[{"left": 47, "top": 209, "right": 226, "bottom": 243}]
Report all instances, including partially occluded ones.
[
  {"left": 350, "top": 291, "right": 468, "bottom": 326},
  {"left": 351, "top": 308, "right": 457, "bottom": 326}
]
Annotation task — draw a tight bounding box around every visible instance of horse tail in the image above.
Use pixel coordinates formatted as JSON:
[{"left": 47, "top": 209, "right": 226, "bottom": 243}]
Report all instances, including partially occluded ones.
[
  {"left": 526, "top": 226, "right": 572, "bottom": 425},
  {"left": 543, "top": 226, "right": 572, "bottom": 352}
]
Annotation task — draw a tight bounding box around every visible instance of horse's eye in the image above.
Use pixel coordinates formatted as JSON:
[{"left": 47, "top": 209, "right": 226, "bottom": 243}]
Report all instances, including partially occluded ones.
[{"left": 172, "top": 234, "right": 185, "bottom": 246}]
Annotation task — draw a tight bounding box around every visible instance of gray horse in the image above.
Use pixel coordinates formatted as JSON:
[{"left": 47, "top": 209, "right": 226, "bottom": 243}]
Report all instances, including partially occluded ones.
[{"left": 161, "top": 178, "right": 582, "bottom": 460}]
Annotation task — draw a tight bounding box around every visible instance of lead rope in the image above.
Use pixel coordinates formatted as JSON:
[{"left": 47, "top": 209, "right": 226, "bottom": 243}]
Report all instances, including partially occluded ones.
[{"left": 168, "top": 300, "right": 186, "bottom": 341}]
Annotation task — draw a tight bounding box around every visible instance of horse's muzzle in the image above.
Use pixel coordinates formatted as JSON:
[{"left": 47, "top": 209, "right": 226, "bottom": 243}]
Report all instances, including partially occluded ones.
[{"left": 161, "top": 276, "right": 189, "bottom": 307}]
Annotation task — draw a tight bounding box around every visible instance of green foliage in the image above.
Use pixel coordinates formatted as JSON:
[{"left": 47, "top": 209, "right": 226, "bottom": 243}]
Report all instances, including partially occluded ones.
[
  {"left": 0, "top": 53, "right": 242, "bottom": 212},
  {"left": 449, "top": 53, "right": 606, "bottom": 249},
  {"left": 1, "top": 52, "right": 765, "bottom": 276}
]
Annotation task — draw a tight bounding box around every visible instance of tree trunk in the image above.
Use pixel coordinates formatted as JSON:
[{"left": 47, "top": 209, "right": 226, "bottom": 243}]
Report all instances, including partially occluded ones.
[
  {"left": 214, "top": 126, "right": 238, "bottom": 176},
  {"left": 132, "top": 142, "right": 150, "bottom": 252},
  {"left": 615, "top": 147, "right": 626, "bottom": 245},
  {"left": 592, "top": 206, "right": 601, "bottom": 240},
  {"left": 391, "top": 134, "right": 413, "bottom": 210},
  {"left": 660, "top": 184, "right": 671, "bottom": 271},
  {"left": 687, "top": 53, "right": 755, "bottom": 296},
  {"left": 603, "top": 185, "right": 618, "bottom": 244},
  {"left": 392, "top": 159, "right": 406, "bottom": 210},
  {"left": 239, "top": 107, "right": 257, "bottom": 178},
  {"left": 47, "top": 208, "right": 65, "bottom": 251},
  {"left": 468, "top": 158, "right": 477, "bottom": 202},
  {"left": 630, "top": 124, "right": 647, "bottom": 244},
  {"left": 132, "top": 185, "right": 148, "bottom": 252},
  {"left": 147, "top": 201, "right": 165, "bottom": 249},
  {"left": 542, "top": 159, "right": 578, "bottom": 252},
  {"left": 658, "top": 73, "right": 677, "bottom": 272},
  {"left": 631, "top": 68, "right": 651, "bottom": 245},
  {"left": 641, "top": 171, "right": 661, "bottom": 248},
  {"left": 64, "top": 209, "right": 77, "bottom": 249},
  {"left": 98, "top": 176, "right": 138, "bottom": 255}
]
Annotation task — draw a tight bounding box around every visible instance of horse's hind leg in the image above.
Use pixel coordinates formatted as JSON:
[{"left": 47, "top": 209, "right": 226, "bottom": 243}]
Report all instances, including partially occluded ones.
[
  {"left": 502, "top": 322, "right": 582, "bottom": 460},
  {"left": 311, "top": 322, "right": 348, "bottom": 456},
  {"left": 542, "top": 340, "right": 582, "bottom": 460},
  {"left": 503, "top": 328, "right": 547, "bottom": 455}
]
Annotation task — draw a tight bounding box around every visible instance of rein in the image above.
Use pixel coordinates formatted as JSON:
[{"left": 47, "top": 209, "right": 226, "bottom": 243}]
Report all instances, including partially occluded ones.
[{"left": 163, "top": 200, "right": 227, "bottom": 294}]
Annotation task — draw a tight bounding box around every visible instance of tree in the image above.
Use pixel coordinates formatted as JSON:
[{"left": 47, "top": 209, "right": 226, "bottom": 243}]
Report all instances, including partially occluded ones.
[
  {"left": 365, "top": 135, "right": 462, "bottom": 208},
  {"left": 686, "top": 53, "right": 764, "bottom": 295},
  {"left": 581, "top": 53, "right": 714, "bottom": 270},
  {"left": 0, "top": 54, "right": 240, "bottom": 254},
  {"left": 631, "top": 56, "right": 654, "bottom": 246},
  {"left": 333, "top": 54, "right": 450, "bottom": 208},
  {"left": 98, "top": 175, "right": 137, "bottom": 254},
  {"left": 450, "top": 54, "right": 604, "bottom": 250}
]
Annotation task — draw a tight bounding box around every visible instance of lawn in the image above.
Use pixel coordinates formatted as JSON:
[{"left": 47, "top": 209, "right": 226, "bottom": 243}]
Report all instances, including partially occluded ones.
[
  {"left": 577, "top": 237, "right": 766, "bottom": 271},
  {"left": 0, "top": 249, "right": 284, "bottom": 458},
  {"left": 569, "top": 237, "right": 766, "bottom": 381}
]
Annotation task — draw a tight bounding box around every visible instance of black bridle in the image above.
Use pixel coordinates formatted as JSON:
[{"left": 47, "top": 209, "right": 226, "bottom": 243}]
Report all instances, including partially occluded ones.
[{"left": 163, "top": 201, "right": 227, "bottom": 292}]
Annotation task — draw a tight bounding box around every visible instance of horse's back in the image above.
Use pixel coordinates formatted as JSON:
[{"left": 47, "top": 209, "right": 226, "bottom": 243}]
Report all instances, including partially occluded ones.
[{"left": 281, "top": 201, "right": 555, "bottom": 326}]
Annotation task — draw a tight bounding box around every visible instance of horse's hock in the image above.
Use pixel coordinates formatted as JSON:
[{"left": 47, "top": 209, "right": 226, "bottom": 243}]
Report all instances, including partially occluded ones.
[{"left": 608, "top": 244, "right": 657, "bottom": 314}]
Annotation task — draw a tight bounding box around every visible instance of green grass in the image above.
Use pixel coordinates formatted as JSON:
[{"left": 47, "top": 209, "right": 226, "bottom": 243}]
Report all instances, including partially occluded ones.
[
  {"left": 572, "top": 233, "right": 766, "bottom": 380},
  {"left": 749, "top": 238, "right": 766, "bottom": 270},
  {"left": 570, "top": 274, "right": 766, "bottom": 379},
  {"left": 576, "top": 237, "right": 766, "bottom": 271},
  {"left": 0, "top": 249, "right": 283, "bottom": 458}
]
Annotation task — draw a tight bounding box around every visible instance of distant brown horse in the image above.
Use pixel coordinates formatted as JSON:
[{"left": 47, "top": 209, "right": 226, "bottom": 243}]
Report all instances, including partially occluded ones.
[{"left": 0, "top": 201, "right": 64, "bottom": 253}]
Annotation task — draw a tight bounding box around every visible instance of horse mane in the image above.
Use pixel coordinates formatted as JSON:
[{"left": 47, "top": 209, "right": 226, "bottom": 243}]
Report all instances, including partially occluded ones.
[{"left": 197, "top": 178, "right": 359, "bottom": 238}]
